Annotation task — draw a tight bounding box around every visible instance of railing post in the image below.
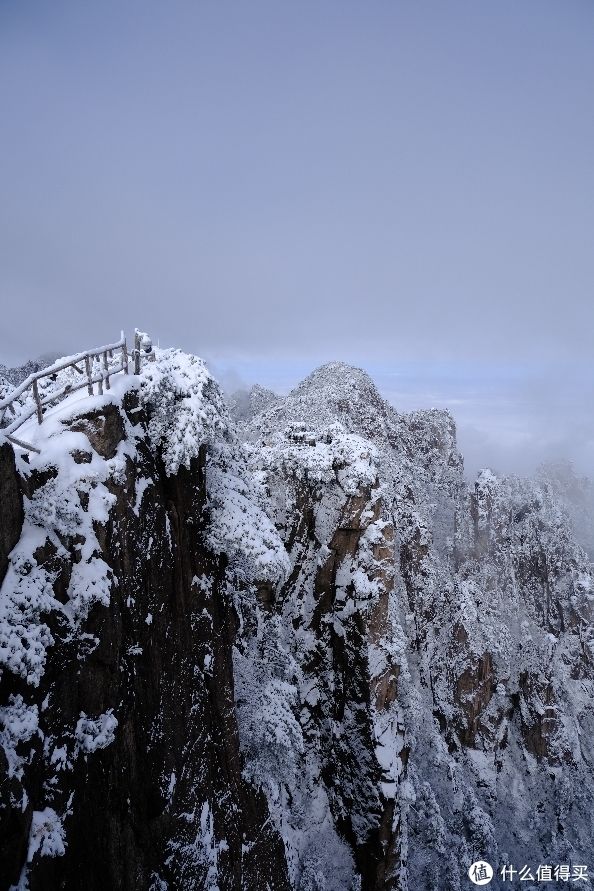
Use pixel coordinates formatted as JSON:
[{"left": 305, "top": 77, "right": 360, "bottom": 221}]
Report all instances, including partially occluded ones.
[
  {"left": 85, "top": 355, "right": 93, "bottom": 395},
  {"left": 103, "top": 351, "right": 110, "bottom": 390},
  {"left": 133, "top": 330, "right": 141, "bottom": 375},
  {"left": 122, "top": 338, "right": 128, "bottom": 374},
  {"left": 32, "top": 379, "right": 43, "bottom": 424},
  {"left": 97, "top": 357, "right": 103, "bottom": 396}
]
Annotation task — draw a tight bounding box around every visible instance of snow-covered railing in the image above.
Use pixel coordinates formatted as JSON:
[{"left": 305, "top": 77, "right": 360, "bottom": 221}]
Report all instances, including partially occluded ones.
[
  {"left": 132, "top": 329, "right": 154, "bottom": 374},
  {"left": 0, "top": 334, "right": 130, "bottom": 453}
]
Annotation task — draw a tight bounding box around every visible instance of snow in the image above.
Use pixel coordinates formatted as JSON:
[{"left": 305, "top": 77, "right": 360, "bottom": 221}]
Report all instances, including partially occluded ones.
[
  {"left": 0, "top": 429, "right": 119, "bottom": 685},
  {"left": 205, "top": 456, "right": 289, "bottom": 586},
  {"left": 140, "top": 349, "right": 229, "bottom": 476},
  {"left": 132, "top": 476, "right": 152, "bottom": 516},
  {"left": 1, "top": 347, "right": 133, "bottom": 443},
  {"left": 27, "top": 807, "right": 66, "bottom": 860},
  {"left": 139, "top": 348, "right": 290, "bottom": 585},
  {"left": 74, "top": 710, "right": 118, "bottom": 755},
  {"left": 165, "top": 799, "right": 222, "bottom": 890},
  {"left": 0, "top": 695, "right": 38, "bottom": 779},
  {"left": 167, "top": 771, "right": 176, "bottom": 802}
]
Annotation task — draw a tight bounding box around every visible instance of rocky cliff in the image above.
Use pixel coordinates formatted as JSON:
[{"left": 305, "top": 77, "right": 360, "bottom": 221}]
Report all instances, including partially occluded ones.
[
  {"left": 238, "top": 362, "right": 594, "bottom": 890},
  {"left": 1, "top": 354, "right": 592, "bottom": 890},
  {"left": 0, "top": 353, "right": 290, "bottom": 891}
]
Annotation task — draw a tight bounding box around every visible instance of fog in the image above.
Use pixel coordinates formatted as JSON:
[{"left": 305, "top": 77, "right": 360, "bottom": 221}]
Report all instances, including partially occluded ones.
[{"left": 1, "top": 1, "right": 592, "bottom": 479}]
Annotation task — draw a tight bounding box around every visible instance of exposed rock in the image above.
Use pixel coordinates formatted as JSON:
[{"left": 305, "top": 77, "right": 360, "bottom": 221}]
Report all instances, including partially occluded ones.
[
  {"left": 0, "top": 440, "right": 23, "bottom": 586},
  {"left": 69, "top": 403, "right": 125, "bottom": 459},
  {"left": 453, "top": 650, "right": 495, "bottom": 747}
]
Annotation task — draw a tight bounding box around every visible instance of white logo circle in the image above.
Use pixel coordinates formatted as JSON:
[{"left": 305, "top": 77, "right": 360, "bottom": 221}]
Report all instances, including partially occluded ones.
[{"left": 468, "top": 861, "right": 493, "bottom": 885}]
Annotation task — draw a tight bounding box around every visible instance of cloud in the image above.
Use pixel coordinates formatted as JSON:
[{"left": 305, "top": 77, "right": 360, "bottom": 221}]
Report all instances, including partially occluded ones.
[{"left": 1, "top": 2, "right": 594, "bottom": 367}]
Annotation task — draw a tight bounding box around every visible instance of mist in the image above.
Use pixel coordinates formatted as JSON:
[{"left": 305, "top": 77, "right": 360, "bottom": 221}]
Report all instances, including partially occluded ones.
[{"left": 1, "top": 0, "right": 593, "bottom": 486}]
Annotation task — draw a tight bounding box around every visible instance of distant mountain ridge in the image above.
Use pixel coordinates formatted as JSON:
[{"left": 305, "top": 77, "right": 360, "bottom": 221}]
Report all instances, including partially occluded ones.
[{"left": 0, "top": 354, "right": 62, "bottom": 388}]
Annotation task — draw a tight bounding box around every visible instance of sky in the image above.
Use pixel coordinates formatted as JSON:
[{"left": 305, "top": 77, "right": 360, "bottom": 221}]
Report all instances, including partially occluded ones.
[{"left": 1, "top": 1, "right": 593, "bottom": 477}]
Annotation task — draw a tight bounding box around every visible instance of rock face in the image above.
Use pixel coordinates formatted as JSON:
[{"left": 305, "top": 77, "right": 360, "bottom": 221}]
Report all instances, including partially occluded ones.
[
  {"left": 0, "top": 441, "right": 23, "bottom": 587},
  {"left": 0, "top": 354, "right": 290, "bottom": 891},
  {"left": 235, "top": 422, "right": 405, "bottom": 889},
  {"left": 1, "top": 354, "right": 593, "bottom": 890},
  {"left": 240, "top": 363, "right": 594, "bottom": 890}
]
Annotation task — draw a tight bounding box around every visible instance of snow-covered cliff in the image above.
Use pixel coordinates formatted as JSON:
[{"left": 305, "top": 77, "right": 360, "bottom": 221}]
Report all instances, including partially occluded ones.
[
  {"left": 1, "top": 353, "right": 592, "bottom": 890},
  {"left": 239, "top": 362, "right": 594, "bottom": 890},
  {"left": 0, "top": 351, "right": 290, "bottom": 891}
]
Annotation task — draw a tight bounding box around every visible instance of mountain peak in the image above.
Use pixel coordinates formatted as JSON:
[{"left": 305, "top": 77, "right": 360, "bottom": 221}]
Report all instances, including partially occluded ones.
[
  {"left": 246, "top": 361, "right": 397, "bottom": 449},
  {"left": 293, "top": 361, "right": 380, "bottom": 398}
]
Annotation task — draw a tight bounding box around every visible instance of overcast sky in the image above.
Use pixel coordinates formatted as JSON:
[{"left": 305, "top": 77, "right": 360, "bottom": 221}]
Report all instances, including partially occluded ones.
[{"left": 1, "top": 1, "right": 593, "bottom": 476}]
